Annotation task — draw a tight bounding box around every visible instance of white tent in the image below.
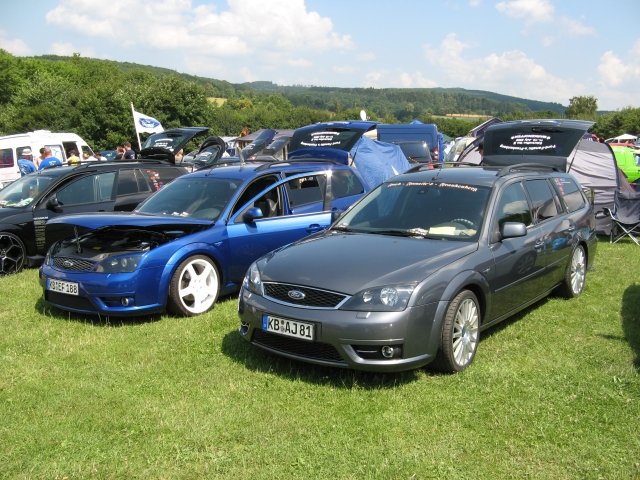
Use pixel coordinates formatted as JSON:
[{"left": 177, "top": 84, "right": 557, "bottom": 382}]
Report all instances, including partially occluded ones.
[{"left": 605, "top": 133, "right": 637, "bottom": 143}]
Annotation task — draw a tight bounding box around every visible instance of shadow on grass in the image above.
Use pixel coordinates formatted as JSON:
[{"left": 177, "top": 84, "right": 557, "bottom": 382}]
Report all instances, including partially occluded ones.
[
  {"left": 621, "top": 284, "right": 640, "bottom": 370},
  {"left": 220, "top": 330, "right": 423, "bottom": 389}
]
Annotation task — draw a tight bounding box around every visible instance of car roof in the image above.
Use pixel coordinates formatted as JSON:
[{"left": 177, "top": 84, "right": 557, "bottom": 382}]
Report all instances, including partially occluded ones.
[
  {"left": 179, "top": 159, "right": 354, "bottom": 182},
  {"left": 394, "top": 164, "right": 566, "bottom": 188}
]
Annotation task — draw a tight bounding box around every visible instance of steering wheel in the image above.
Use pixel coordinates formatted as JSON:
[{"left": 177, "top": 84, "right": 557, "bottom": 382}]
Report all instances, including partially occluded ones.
[{"left": 451, "top": 218, "right": 478, "bottom": 229}]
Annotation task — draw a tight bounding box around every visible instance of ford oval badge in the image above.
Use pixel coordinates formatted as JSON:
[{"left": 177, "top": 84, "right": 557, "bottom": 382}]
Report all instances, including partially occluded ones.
[{"left": 287, "top": 290, "right": 305, "bottom": 300}]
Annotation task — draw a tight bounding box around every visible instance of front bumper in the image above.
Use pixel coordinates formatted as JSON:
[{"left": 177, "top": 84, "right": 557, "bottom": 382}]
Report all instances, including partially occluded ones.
[
  {"left": 238, "top": 287, "right": 443, "bottom": 372},
  {"left": 39, "top": 264, "right": 166, "bottom": 317}
]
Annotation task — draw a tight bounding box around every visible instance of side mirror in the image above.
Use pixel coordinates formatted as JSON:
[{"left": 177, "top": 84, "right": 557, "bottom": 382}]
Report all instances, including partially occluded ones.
[
  {"left": 243, "top": 206, "right": 264, "bottom": 223},
  {"left": 501, "top": 222, "right": 527, "bottom": 239},
  {"left": 46, "top": 196, "right": 62, "bottom": 213}
]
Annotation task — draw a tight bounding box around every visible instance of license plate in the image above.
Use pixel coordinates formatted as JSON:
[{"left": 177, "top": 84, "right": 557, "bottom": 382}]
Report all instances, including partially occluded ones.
[
  {"left": 46, "top": 278, "right": 79, "bottom": 296},
  {"left": 262, "top": 314, "right": 314, "bottom": 341}
]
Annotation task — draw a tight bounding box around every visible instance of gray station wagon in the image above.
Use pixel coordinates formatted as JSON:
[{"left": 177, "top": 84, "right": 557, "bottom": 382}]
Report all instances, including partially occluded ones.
[{"left": 238, "top": 163, "right": 597, "bottom": 373}]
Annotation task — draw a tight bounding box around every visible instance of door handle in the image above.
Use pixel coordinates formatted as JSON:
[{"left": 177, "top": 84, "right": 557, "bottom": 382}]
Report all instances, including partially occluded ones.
[{"left": 306, "top": 224, "right": 324, "bottom": 233}]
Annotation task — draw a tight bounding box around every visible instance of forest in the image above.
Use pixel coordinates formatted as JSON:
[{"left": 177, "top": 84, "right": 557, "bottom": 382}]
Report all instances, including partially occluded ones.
[{"left": 0, "top": 50, "right": 638, "bottom": 151}]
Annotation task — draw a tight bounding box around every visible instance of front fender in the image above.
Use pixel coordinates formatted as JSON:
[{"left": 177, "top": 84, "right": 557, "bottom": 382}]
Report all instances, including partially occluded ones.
[{"left": 154, "top": 242, "right": 224, "bottom": 301}]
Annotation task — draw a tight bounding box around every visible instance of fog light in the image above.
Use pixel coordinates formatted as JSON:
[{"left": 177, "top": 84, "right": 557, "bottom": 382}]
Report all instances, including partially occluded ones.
[
  {"left": 239, "top": 321, "right": 249, "bottom": 336},
  {"left": 121, "top": 297, "right": 134, "bottom": 306},
  {"left": 381, "top": 345, "right": 398, "bottom": 359}
]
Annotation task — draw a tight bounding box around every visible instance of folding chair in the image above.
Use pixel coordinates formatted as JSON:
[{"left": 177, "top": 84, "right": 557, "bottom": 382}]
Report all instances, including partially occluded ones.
[{"left": 603, "top": 207, "right": 640, "bottom": 245}]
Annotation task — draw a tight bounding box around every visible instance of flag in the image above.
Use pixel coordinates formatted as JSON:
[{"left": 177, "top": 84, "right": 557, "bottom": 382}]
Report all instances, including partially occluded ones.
[{"left": 132, "top": 108, "right": 164, "bottom": 134}]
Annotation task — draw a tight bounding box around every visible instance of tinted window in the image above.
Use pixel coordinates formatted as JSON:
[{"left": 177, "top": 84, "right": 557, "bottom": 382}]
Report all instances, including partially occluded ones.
[
  {"left": 331, "top": 170, "right": 365, "bottom": 199},
  {"left": 552, "top": 177, "right": 585, "bottom": 213},
  {"left": 117, "top": 169, "right": 143, "bottom": 196},
  {"left": 0, "top": 175, "right": 56, "bottom": 207},
  {"left": 57, "top": 172, "right": 115, "bottom": 205},
  {"left": 494, "top": 182, "right": 533, "bottom": 232},
  {"left": 144, "top": 168, "right": 184, "bottom": 191},
  {"left": 525, "top": 179, "right": 559, "bottom": 222}
]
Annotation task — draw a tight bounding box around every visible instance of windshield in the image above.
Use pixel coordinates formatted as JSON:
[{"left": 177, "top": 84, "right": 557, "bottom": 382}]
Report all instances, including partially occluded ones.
[
  {"left": 335, "top": 180, "right": 491, "bottom": 240},
  {"left": 136, "top": 177, "right": 242, "bottom": 221},
  {"left": 0, "top": 175, "right": 56, "bottom": 208}
]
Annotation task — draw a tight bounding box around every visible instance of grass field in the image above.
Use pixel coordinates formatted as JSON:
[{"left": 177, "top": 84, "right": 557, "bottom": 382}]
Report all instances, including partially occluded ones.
[{"left": 1, "top": 240, "right": 639, "bottom": 479}]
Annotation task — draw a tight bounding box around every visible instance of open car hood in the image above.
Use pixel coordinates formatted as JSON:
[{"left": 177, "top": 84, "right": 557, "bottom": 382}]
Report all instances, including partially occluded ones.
[
  {"left": 45, "top": 213, "right": 212, "bottom": 250},
  {"left": 481, "top": 119, "right": 594, "bottom": 170},
  {"left": 140, "top": 127, "right": 210, "bottom": 163}
]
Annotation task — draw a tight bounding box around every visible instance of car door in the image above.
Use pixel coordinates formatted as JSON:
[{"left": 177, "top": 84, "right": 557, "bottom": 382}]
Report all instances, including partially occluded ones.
[
  {"left": 486, "top": 181, "right": 549, "bottom": 320},
  {"left": 32, "top": 171, "right": 117, "bottom": 253},
  {"left": 224, "top": 171, "right": 334, "bottom": 283},
  {"left": 114, "top": 168, "right": 152, "bottom": 211}
]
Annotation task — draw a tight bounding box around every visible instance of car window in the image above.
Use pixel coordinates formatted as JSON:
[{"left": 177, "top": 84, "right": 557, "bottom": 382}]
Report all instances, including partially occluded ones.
[
  {"left": 56, "top": 172, "right": 116, "bottom": 205},
  {"left": 494, "top": 182, "right": 533, "bottom": 235},
  {"left": 525, "top": 179, "right": 560, "bottom": 223},
  {"left": 136, "top": 177, "right": 241, "bottom": 221},
  {"left": 552, "top": 177, "right": 585, "bottom": 213},
  {"left": 1, "top": 148, "right": 15, "bottom": 168},
  {"left": 285, "top": 174, "right": 324, "bottom": 207},
  {"left": 117, "top": 169, "right": 148, "bottom": 196},
  {"left": 331, "top": 170, "right": 365, "bottom": 199},
  {"left": 337, "top": 180, "right": 490, "bottom": 240},
  {"left": 0, "top": 175, "right": 56, "bottom": 207},
  {"left": 143, "top": 167, "right": 183, "bottom": 191},
  {"left": 231, "top": 175, "right": 279, "bottom": 216}
]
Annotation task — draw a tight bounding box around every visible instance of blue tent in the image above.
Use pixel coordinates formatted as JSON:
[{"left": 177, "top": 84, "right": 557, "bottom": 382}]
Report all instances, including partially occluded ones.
[{"left": 350, "top": 136, "right": 410, "bottom": 189}]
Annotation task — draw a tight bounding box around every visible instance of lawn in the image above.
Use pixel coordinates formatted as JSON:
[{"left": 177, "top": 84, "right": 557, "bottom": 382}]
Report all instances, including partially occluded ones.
[{"left": 1, "top": 240, "right": 639, "bottom": 479}]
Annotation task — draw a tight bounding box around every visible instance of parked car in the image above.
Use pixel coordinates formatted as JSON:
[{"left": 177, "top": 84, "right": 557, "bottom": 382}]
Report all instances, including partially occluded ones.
[
  {"left": 39, "top": 159, "right": 369, "bottom": 317},
  {"left": 611, "top": 144, "right": 640, "bottom": 185},
  {"left": 238, "top": 163, "right": 597, "bottom": 373},
  {"left": 0, "top": 160, "right": 187, "bottom": 274}
]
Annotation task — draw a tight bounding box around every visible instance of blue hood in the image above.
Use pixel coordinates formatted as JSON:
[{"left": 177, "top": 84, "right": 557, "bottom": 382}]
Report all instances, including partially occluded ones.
[{"left": 46, "top": 212, "right": 213, "bottom": 230}]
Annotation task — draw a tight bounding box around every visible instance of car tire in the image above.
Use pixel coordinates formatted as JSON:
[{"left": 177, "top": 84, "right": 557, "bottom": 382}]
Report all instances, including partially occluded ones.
[
  {"left": 0, "top": 231, "right": 26, "bottom": 275},
  {"left": 557, "top": 245, "right": 586, "bottom": 299},
  {"left": 167, "top": 255, "right": 219, "bottom": 316},
  {"left": 432, "top": 290, "right": 480, "bottom": 373}
]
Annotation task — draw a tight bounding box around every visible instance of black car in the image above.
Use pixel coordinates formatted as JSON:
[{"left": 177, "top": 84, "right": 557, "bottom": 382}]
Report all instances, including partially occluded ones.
[
  {"left": 239, "top": 163, "right": 597, "bottom": 373},
  {"left": 0, "top": 160, "right": 187, "bottom": 274}
]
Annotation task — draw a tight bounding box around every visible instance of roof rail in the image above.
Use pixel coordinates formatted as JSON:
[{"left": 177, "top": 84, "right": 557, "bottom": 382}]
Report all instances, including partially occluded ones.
[
  {"left": 497, "top": 163, "right": 561, "bottom": 177},
  {"left": 255, "top": 158, "right": 345, "bottom": 171},
  {"left": 404, "top": 161, "right": 479, "bottom": 174}
]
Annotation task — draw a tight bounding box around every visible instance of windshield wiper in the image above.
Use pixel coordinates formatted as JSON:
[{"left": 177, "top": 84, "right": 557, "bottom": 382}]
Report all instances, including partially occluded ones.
[{"left": 371, "top": 228, "right": 429, "bottom": 238}]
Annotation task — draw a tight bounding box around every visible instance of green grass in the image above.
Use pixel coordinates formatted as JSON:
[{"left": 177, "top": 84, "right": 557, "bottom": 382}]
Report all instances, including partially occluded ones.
[{"left": 1, "top": 240, "right": 639, "bottom": 479}]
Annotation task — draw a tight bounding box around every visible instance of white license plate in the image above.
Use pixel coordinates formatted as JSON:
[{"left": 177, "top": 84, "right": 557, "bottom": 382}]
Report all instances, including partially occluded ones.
[
  {"left": 47, "top": 278, "right": 79, "bottom": 296},
  {"left": 262, "top": 315, "right": 314, "bottom": 341}
]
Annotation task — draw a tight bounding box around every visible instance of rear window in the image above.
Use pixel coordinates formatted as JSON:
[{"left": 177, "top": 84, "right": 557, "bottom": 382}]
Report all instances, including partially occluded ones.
[
  {"left": 290, "top": 128, "right": 363, "bottom": 152},
  {"left": 484, "top": 127, "right": 586, "bottom": 158},
  {"left": 525, "top": 179, "right": 560, "bottom": 222}
]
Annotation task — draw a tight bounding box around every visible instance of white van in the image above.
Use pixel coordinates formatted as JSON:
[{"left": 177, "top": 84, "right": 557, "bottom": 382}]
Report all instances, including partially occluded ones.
[{"left": 0, "top": 130, "right": 95, "bottom": 188}]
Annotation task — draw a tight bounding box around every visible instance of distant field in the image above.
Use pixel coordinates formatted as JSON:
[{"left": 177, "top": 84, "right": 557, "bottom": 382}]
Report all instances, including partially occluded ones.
[{"left": 1, "top": 240, "right": 638, "bottom": 479}]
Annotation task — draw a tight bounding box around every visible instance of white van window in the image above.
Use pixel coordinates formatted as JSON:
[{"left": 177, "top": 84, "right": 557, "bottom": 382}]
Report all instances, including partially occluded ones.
[
  {"left": 1, "top": 148, "right": 15, "bottom": 168},
  {"left": 45, "top": 144, "right": 65, "bottom": 160}
]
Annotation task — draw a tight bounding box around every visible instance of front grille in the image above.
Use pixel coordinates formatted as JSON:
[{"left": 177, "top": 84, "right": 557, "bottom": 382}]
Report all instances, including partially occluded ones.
[
  {"left": 264, "top": 282, "right": 347, "bottom": 308},
  {"left": 52, "top": 256, "right": 96, "bottom": 272},
  {"left": 252, "top": 329, "right": 345, "bottom": 363},
  {"left": 45, "top": 291, "right": 96, "bottom": 311}
]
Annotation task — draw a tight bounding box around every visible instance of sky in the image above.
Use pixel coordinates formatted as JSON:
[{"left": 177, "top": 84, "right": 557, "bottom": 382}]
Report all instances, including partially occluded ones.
[{"left": 1, "top": 0, "right": 639, "bottom": 111}]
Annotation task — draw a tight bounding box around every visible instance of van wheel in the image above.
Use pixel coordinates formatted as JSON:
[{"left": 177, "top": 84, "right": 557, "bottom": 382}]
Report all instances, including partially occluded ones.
[
  {"left": 431, "top": 290, "right": 480, "bottom": 373},
  {"left": 167, "top": 255, "right": 219, "bottom": 316},
  {"left": 0, "top": 232, "right": 26, "bottom": 275}
]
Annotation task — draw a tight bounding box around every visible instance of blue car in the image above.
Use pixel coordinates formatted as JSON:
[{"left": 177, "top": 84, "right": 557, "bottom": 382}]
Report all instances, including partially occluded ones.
[{"left": 39, "top": 160, "right": 369, "bottom": 317}]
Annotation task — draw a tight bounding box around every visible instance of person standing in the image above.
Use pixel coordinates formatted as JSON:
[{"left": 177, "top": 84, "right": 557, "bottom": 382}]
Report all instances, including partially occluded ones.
[
  {"left": 17, "top": 147, "right": 37, "bottom": 176},
  {"left": 38, "top": 147, "right": 63, "bottom": 170},
  {"left": 67, "top": 149, "right": 80, "bottom": 165},
  {"left": 123, "top": 142, "right": 136, "bottom": 160}
]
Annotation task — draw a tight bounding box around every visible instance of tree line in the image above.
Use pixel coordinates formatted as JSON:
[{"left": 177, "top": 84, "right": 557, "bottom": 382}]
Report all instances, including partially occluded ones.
[{"left": 0, "top": 50, "right": 637, "bottom": 151}]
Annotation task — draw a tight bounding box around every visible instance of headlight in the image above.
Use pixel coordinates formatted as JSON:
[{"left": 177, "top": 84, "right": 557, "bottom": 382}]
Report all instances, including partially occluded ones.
[
  {"left": 97, "top": 253, "right": 143, "bottom": 273},
  {"left": 341, "top": 283, "right": 416, "bottom": 312},
  {"left": 243, "top": 261, "right": 264, "bottom": 295}
]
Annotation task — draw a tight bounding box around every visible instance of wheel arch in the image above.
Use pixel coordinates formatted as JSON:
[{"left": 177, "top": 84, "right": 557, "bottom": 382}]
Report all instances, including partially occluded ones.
[{"left": 439, "top": 270, "right": 490, "bottom": 324}]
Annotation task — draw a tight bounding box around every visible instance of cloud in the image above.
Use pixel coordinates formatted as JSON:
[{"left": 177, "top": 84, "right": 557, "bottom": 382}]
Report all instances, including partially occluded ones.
[
  {"left": 398, "top": 72, "right": 437, "bottom": 88},
  {"left": 560, "top": 16, "right": 595, "bottom": 36},
  {"left": 46, "top": 0, "right": 353, "bottom": 57},
  {"left": 495, "top": 0, "right": 554, "bottom": 23},
  {"left": 50, "top": 42, "right": 96, "bottom": 58},
  {"left": 424, "top": 33, "right": 581, "bottom": 105},
  {"left": 0, "top": 30, "right": 32, "bottom": 55}
]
